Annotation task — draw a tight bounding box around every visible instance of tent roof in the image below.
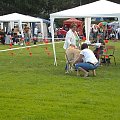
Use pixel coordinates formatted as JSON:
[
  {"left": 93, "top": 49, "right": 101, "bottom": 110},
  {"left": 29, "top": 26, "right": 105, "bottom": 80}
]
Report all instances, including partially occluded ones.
[
  {"left": 42, "top": 18, "right": 50, "bottom": 24},
  {"left": 50, "top": 0, "right": 120, "bottom": 18},
  {"left": 0, "top": 13, "right": 43, "bottom": 22}
]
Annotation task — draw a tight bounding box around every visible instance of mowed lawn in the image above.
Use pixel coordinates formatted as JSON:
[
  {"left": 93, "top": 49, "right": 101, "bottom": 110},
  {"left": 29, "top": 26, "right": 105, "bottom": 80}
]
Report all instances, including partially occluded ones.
[{"left": 0, "top": 41, "right": 120, "bottom": 120}]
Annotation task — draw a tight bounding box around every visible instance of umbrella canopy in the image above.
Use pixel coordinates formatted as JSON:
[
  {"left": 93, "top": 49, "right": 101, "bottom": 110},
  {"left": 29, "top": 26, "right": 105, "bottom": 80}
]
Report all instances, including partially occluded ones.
[
  {"left": 98, "top": 21, "right": 108, "bottom": 27},
  {"left": 63, "top": 18, "right": 83, "bottom": 27}
]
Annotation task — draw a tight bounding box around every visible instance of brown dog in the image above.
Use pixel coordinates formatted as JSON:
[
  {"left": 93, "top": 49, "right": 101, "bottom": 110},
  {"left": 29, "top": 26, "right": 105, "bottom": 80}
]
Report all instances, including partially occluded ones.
[{"left": 65, "top": 46, "right": 80, "bottom": 72}]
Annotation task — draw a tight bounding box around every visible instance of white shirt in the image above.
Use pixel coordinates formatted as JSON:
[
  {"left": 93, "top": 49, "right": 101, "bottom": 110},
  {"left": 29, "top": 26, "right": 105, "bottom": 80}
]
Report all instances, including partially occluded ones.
[
  {"left": 48, "top": 26, "right": 52, "bottom": 33},
  {"left": 63, "top": 29, "right": 76, "bottom": 50},
  {"left": 34, "top": 27, "right": 38, "bottom": 35},
  {"left": 80, "top": 48, "right": 98, "bottom": 64},
  {"left": 117, "top": 27, "right": 120, "bottom": 33}
]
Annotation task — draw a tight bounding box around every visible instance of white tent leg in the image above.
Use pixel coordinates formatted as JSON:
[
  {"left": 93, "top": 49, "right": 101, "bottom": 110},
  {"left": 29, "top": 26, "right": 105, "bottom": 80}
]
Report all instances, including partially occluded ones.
[
  {"left": 18, "top": 20, "right": 24, "bottom": 38},
  {"left": 50, "top": 18, "right": 57, "bottom": 66},
  {"left": 40, "top": 20, "right": 44, "bottom": 39},
  {"left": 10, "top": 21, "right": 14, "bottom": 31},
  {"left": 1, "top": 22, "right": 3, "bottom": 30},
  {"left": 118, "top": 17, "right": 120, "bottom": 27},
  {"left": 85, "top": 17, "right": 91, "bottom": 44}
]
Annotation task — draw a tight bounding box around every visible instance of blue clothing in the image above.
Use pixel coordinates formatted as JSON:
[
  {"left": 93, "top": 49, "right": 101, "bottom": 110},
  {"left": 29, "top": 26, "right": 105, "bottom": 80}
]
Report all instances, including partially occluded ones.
[{"left": 75, "top": 62, "right": 99, "bottom": 71}]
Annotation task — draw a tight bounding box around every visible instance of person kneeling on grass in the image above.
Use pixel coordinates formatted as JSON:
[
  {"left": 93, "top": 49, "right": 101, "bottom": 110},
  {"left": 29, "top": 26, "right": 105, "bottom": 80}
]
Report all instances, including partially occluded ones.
[{"left": 73, "top": 43, "right": 99, "bottom": 77}]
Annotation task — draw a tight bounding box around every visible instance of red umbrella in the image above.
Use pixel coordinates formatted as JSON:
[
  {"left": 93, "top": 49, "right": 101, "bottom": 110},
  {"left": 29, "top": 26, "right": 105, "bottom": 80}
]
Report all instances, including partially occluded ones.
[
  {"left": 63, "top": 18, "right": 83, "bottom": 35},
  {"left": 63, "top": 18, "right": 83, "bottom": 27}
]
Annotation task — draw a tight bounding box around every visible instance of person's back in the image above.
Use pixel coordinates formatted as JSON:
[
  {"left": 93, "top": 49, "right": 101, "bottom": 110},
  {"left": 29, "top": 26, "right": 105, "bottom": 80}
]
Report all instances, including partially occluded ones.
[{"left": 81, "top": 48, "right": 98, "bottom": 64}]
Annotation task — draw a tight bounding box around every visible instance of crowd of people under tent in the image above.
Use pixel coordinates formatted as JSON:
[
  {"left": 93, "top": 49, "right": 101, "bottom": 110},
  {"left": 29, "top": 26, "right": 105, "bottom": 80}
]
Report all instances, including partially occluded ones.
[{"left": 0, "top": 21, "right": 120, "bottom": 45}]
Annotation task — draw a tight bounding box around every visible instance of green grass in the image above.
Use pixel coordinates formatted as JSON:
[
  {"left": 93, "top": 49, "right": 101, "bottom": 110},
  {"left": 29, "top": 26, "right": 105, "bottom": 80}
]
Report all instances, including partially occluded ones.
[{"left": 0, "top": 41, "right": 120, "bottom": 120}]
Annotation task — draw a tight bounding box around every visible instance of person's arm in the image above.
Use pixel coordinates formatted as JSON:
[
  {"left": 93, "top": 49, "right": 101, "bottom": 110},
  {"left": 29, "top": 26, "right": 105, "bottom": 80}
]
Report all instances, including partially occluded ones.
[{"left": 73, "top": 54, "right": 83, "bottom": 66}]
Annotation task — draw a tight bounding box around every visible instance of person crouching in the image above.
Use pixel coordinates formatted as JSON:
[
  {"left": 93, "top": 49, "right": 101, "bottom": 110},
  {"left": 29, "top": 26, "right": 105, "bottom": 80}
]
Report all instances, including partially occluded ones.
[{"left": 73, "top": 43, "right": 99, "bottom": 77}]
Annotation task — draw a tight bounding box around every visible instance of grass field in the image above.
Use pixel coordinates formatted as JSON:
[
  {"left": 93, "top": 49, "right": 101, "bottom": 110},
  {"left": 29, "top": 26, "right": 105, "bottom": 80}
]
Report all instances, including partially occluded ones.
[{"left": 0, "top": 41, "right": 120, "bottom": 120}]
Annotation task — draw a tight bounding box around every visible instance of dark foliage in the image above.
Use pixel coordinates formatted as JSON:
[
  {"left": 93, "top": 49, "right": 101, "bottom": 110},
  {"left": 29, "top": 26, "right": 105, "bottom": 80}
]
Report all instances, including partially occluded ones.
[{"left": 0, "top": 0, "right": 119, "bottom": 19}]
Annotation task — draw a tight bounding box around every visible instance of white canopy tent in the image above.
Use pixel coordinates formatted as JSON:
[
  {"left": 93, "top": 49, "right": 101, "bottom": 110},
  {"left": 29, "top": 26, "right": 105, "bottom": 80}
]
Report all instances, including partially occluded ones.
[
  {"left": 50, "top": 0, "right": 120, "bottom": 66},
  {"left": 0, "top": 13, "right": 44, "bottom": 38}
]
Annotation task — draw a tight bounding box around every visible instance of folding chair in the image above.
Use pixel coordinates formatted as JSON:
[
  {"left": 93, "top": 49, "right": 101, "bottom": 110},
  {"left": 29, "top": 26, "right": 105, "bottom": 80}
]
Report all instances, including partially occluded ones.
[{"left": 101, "top": 45, "right": 116, "bottom": 65}]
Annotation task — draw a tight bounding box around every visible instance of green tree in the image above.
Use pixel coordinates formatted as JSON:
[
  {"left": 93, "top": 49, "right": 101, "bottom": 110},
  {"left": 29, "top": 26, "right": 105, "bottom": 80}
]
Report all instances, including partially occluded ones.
[{"left": 0, "top": 0, "right": 120, "bottom": 19}]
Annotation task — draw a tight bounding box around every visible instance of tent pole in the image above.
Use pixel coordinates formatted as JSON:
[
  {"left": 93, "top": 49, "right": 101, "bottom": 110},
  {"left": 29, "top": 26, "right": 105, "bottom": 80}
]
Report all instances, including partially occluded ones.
[
  {"left": 50, "top": 18, "right": 57, "bottom": 66},
  {"left": 1, "top": 22, "right": 3, "bottom": 30},
  {"left": 118, "top": 17, "right": 120, "bottom": 27},
  {"left": 18, "top": 20, "right": 24, "bottom": 38},
  {"left": 85, "top": 17, "right": 91, "bottom": 44},
  {"left": 40, "top": 19, "right": 44, "bottom": 39}
]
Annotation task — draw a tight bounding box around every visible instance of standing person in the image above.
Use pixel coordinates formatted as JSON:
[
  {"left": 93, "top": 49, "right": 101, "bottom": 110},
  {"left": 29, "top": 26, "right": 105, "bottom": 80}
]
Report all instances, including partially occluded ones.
[
  {"left": 13, "top": 26, "right": 19, "bottom": 45},
  {"left": 24, "top": 24, "right": 30, "bottom": 43},
  {"left": 73, "top": 43, "right": 99, "bottom": 77},
  {"left": 93, "top": 34, "right": 105, "bottom": 61},
  {"left": 92, "top": 24, "right": 98, "bottom": 41},
  {"left": 116, "top": 26, "right": 120, "bottom": 40},
  {"left": 34, "top": 25, "right": 38, "bottom": 37},
  {"left": 0, "top": 28, "right": 5, "bottom": 45},
  {"left": 48, "top": 25, "right": 52, "bottom": 38},
  {"left": 63, "top": 23, "right": 80, "bottom": 49}
]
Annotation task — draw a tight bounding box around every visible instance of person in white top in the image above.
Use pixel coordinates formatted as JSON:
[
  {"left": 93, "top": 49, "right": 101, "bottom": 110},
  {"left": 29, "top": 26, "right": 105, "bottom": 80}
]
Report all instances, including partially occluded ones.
[
  {"left": 73, "top": 43, "right": 99, "bottom": 77},
  {"left": 63, "top": 23, "right": 80, "bottom": 50},
  {"left": 34, "top": 26, "right": 38, "bottom": 37},
  {"left": 116, "top": 27, "right": 120, "bottom": 39}
]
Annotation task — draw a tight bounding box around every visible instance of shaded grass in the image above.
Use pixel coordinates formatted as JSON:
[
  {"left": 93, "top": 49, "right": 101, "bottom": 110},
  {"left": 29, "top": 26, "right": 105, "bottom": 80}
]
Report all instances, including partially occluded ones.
[{"left": 0, "top": 41, "right": 120, "bottom": 120}]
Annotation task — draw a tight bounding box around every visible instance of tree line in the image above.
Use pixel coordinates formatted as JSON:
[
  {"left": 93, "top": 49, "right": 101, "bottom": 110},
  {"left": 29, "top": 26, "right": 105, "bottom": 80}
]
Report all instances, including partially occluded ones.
[{"left": 0, "top": 0, "right": 119, "bottom": 19}]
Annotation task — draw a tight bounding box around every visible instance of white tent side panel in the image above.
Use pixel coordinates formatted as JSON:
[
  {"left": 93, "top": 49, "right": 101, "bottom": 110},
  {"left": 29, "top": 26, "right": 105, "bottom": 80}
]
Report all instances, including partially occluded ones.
[{"left": 0, "top": 13, "right": 46, "bottom": 38}]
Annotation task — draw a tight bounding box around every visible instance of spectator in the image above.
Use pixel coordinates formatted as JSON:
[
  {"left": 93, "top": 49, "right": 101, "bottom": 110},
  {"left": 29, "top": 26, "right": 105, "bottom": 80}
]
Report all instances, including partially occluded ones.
[
  {"left": 48, "top": 25, "right": 52, "bottom": 38},
  {"left": 24, "top": 24, "right": 30, "bottom": 43},
  {"left": 63, "top": 23, "right": 80, "bottom": 50},
  {"left": 93, "top": 34, "right": 105, "bottom": 62},
  {"left": 0, "top": 28, "right": 6, "bottom": 45},
  {"left": 34, "top": 26, "right": 38, "bottom": 37}
]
